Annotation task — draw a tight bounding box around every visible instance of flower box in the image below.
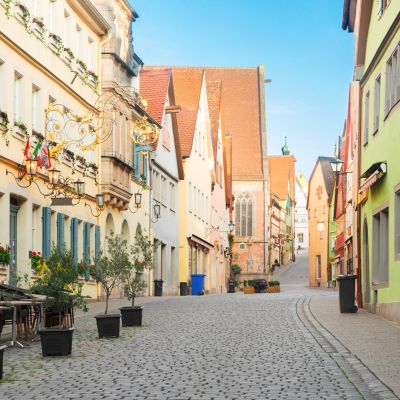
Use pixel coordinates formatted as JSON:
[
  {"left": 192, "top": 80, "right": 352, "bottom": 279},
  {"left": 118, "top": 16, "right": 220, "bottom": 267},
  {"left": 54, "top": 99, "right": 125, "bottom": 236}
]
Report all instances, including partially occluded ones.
[
  {"left": 267, "top": 285, "right": 280, "bottom": 293},
  {"left": 243, "top": 286, "right": 255, "bottom": 294}
]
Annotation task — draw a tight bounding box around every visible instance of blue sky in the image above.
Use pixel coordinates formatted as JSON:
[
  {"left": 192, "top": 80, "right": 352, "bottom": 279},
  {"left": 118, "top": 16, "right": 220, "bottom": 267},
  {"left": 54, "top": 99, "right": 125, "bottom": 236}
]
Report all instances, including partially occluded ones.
[{"left": 130, "top": 0, "right": 354, "bottom": 178}]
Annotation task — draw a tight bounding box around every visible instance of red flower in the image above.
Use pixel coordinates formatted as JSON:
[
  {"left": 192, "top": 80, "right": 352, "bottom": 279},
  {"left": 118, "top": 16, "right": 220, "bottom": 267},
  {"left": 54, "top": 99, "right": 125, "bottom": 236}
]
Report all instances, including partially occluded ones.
[
  {"left": 38, "top": 252, "right": 41, "bottom": 255},
  {"left": 32, "top": 251, "right": 37, "bottom": 256},
  {"left": 0, "top": 246, "right": 4, "bottom": 251}
]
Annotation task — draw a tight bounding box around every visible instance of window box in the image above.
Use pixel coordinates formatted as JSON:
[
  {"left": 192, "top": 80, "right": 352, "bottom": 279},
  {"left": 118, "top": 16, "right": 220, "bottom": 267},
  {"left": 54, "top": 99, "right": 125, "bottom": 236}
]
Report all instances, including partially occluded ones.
[{"left": 32, "top": 17, "right": 45, "bottom": 37}]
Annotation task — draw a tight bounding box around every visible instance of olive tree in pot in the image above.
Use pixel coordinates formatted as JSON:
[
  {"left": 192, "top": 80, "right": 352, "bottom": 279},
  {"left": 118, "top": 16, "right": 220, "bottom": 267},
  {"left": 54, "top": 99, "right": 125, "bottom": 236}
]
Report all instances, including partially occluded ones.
[
  {"left": 31, "top": 246, "right": 87, "bottom": 356},
  {"left": 90, "top": 233, "right": 130, "bottom": 338},
  {"left": 121, "top": 224, "right": 154, "bottom": 327}
]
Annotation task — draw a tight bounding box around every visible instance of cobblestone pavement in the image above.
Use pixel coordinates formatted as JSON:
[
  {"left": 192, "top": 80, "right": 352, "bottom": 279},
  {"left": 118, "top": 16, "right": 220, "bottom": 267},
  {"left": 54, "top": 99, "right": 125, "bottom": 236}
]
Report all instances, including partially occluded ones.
[{"left": 0, "top": 253, "right": 398, "bottom": 400}]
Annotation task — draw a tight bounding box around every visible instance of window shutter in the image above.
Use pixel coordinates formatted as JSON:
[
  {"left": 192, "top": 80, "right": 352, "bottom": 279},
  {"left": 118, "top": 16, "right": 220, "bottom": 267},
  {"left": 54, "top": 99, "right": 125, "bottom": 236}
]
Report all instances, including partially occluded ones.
[
  {"left": 42, "top": 207, "right": 51, "bottom": 258},
  {"left": 83, "top": 222, "right": 90, "bottom": 279},
  {"left": 377, "top": 0, "right": 383, "bottom": 16},
  {"left": 70, "top": 218, "right": 78, "bottom": 269},
  {"left": 385, "top": 61, "right": 391, "bottom": 115},
  {"left": 57, "top": 213, "right": 65, "bottom": 251},
  {"left": 134, "top": 144, "right": 140, "bottom": 178},
  {"left": 95, "top": 225, "right": 101, "bottom": 271},
  {"left": 143, "top": 153, "right": 148, "bottom": 181}
]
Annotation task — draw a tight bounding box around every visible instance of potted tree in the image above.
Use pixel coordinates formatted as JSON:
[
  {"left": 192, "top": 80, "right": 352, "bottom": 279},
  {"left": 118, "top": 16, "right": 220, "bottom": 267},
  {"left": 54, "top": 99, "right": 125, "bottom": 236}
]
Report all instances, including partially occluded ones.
[
  {"left": 267, "top": 280, "right": 281, "bottom": 293},
  {"left": 121, "top": 224, "right": 154, "bottom": 327},
  {"left": 90, "top": 233, "right": 129, "bottom": 338},
  {"left": 244, "top": 280, "right": 255, "bottom": 294},
  {"left": 31, "top": 246, "right": 87, "bottom": 356}
]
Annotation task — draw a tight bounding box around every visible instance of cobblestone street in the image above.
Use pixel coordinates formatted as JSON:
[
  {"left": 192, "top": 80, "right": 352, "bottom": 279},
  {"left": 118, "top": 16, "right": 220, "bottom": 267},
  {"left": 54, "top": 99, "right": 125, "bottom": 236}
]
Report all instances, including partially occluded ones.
[{"left": 0, "top": 253, "right": 398, "bottom": 400}]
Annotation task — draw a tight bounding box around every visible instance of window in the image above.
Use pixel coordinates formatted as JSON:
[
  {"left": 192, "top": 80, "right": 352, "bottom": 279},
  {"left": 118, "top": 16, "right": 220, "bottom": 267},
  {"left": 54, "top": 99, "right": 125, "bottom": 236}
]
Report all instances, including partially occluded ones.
[
  {"left": 298, "top": 233, "right": 304, "bottom": 243},
  {"left": 374, "top": 75, "right": 381, "bottom": 132},
  {"left": 170, "top": 183, "right": 175, "bottom": 211},
  {"left": 63, "top": 10, "right": 70, "bottom": 48},
  {"left": 161, "top": 176, "right": 167, "bottom": 205},
  {"left": 197, "top": 189, "right": 200, "bottom": 218},
  {"left": 378, "top": 0, "right": 391, "bottom": 16},
  {"left": 363, "top": 91, "right": 369, "bottom": 145},
  {"left": 14, "top": 71, "right": 23, "bottom": 123},
  {"left": 193, "top": 186, "right": 197, "bottom": 216},
  {"left": 385, "top": 47, "right": 400, "bottom": 116},
  {"left": 32, "top": 84, "right": 40, "bottom": 132},
  {"left": 395, "top": 190, "right": 400, "bottom": 259},
  {"left": 48, "top": 0, "right": 57, "bottom": 33},
  {"left": 189, "top": 182, "right": 192, "bottom": 212},
  {"left": 372, "top": 207, "right": 389, "bottom": 285},
  {"left": 234, "top": 193, "right": 254, "bottom": 237},
  {"left": 0, "top": 59, "right": 5, "bottom": 110},
  {"left": 88, "top": 37, "right": 95, "bottom": 71},
  {"left": 76, "top": 25, "right": 82, "bottom": 60}
]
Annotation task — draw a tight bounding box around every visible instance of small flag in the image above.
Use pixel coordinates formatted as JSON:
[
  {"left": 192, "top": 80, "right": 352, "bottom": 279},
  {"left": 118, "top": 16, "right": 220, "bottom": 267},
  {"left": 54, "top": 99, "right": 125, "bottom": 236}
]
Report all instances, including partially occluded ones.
[
  {"left": 24, "top": 137, "right": 31, "bottom": 159},
  {"left": 33, "top": 140, "right": 42, "bottom": 158}
]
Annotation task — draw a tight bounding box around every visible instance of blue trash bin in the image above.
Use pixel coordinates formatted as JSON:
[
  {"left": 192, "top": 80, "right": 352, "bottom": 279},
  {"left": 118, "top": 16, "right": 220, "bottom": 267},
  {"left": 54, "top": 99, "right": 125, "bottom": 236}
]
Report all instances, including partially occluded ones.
[{"left": 191, "top": 274, "right": 206, "bottom": 295}]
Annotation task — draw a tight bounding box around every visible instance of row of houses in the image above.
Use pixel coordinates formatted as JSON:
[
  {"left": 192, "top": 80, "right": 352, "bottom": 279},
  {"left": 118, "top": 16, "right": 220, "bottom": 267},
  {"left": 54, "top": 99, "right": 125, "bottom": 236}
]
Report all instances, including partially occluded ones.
[
  {"left": 308, "top": 0, "right": 400, "bottom": 323},
  {"left": 0, "top": 0, "right": 294, "bottom": 298}
]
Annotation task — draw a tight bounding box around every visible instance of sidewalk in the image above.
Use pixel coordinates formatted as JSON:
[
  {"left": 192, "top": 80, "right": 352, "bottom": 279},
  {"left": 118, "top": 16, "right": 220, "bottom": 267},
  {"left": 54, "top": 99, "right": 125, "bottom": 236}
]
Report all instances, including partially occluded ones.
[{"left": 310, "top": 295, "right": 400, "bottom": 397}]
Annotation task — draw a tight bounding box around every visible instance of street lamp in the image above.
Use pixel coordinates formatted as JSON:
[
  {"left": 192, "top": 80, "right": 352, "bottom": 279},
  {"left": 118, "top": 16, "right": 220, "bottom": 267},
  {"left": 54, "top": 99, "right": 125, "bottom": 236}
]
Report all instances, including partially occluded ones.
[
  {"left": 48, "top": 169, "right": 60, "bottom": 185},
  {"left": 26, "top": 159, "right": 38, "bottom": 177},
  {"left": 330, "top": 159, "right": 344, "bottom": 173},
  {"left": 228, "top": 221, "right": 235, "bottom": 233},
  {"left": 74, "top": 180, "right": 85, "bottom": 197}
]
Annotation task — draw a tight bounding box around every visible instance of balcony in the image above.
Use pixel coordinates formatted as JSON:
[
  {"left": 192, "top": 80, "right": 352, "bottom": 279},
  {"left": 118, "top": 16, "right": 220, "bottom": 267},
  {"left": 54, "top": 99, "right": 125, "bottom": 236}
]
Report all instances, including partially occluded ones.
[{"left": 101, "top": 152, "right": 133, "bottom": 210}]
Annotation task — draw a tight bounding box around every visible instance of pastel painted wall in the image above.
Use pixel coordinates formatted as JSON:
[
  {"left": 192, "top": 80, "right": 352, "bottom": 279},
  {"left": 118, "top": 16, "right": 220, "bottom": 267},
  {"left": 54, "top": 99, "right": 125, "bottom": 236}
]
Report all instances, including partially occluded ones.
[
  {"left": 360, "top": 4, "right": 400, "bottom": 321},
  {"left": 308, "top": 162, "right": 330, "bottom": 287}
]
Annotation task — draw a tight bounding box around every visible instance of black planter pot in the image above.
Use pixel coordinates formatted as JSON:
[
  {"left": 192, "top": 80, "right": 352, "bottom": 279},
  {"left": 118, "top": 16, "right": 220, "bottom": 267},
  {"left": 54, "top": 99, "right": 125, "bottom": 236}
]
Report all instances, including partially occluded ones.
[
  {"left": 95, "top": 314, "right": 121, "bottom": 338},
  {"left": 39, "top": 327, "right": 74, "bottom": 356},
  {"left": 0, "top": 344, "right": 6, "bottom": 379},
  {"left": 120, "top": 306, "right": 143, "bottom": 327}
]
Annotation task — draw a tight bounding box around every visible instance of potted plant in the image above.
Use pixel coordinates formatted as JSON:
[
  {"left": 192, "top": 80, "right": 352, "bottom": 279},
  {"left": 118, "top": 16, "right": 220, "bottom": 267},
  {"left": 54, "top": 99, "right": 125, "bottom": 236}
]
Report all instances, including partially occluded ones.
[
  {"left": 31, "top": 246, "right": 87, "bottom": 356},
  {"left": 267, "top": 280, "right": 281, "bottom": 293},
  {"left": 90, "top": 233, "right": 129, "bottom": 338},
  {"left": 244, "top": 280, "right": 255, "bottom": 294},
  {"left": 121, "top": 224, "right": 154, "bottom": 327}
]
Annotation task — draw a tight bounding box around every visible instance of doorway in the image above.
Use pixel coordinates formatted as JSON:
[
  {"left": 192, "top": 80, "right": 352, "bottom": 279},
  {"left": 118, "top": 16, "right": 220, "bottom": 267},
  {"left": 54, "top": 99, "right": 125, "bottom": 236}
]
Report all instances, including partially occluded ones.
[{"left": 363, "top": 219, "right": 370, "bottom": 305}]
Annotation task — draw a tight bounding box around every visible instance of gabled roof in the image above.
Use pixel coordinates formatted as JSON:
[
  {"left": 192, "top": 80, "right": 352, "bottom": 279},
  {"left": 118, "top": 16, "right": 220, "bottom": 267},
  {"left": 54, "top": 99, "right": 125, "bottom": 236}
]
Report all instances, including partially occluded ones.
[
  {"left": 145, "top": 66, "right": 265, "bottom": 180},
  {"left": 138, "top": 68, "right": 184, "bottom": 180},
  {"left": 268, "top": 156, "right": 295, "bottom": 202},
  {"left": 307, "top": 157, "right": 336, "bottom": 209},
  {"left": 206, "top": 80, "right": 222, "bottom": 166},
  {"left": 139, "top": 69, "right": 171, "bottom": 126},
  {"left": 168, "top": 69, "right": 204, "bottom": 157}
]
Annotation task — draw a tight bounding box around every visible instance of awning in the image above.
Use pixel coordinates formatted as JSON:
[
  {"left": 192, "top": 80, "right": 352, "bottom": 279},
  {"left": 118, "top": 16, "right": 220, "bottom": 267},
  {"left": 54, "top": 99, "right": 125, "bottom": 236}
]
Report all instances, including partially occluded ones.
[
  {"left": 187, "top": 235, "right": 214, "bottom": 250},
  {"left": 359, "top": 162, "right": 386, "bottom": 193}
]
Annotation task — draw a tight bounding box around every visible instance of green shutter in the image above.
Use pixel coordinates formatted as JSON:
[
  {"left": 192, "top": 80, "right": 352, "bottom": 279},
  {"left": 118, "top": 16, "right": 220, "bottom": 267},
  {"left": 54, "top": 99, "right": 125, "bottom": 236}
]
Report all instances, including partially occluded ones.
[
  {"left": 57, "top": 213, "right": 65, "bottom": 251},
  {"left": 143, "top": 153, "right": 148, "bottom": 181},
  {"left": 95, "top": 225, "right": 101, "bottom": 271},
  {"left": 70, "top": 218, "right": 78, "bottom": 269},
  {"left": 134, "top": 144, "right": 140, "bottom": 178},
  {"left": 42, "top": 207, "right": 51, "bottom": 258},
  {"left": 83, "top": 222, "right": 90, "bottom": 279}
]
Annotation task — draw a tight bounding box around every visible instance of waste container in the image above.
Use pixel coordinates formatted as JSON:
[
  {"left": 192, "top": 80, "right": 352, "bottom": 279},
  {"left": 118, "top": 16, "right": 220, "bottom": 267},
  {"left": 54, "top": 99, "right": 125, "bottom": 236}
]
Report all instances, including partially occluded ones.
[
  {"left": 153, "top": 279, "right": 163, "bottom": 297},
  {"left": 191, "top": 274, "right": 206, "bottom": 295},
  {"left": 337, "top": 275, "right": 358, "bottom": 313},
  {"left": 228, "top": 279, "right": 235, "bottom": 293},
  {"left": 253, "top": 279, "right": 267, "bottom": 293},
  {"left": 179, "top": 282, "right": 187, "bottom": 296}
]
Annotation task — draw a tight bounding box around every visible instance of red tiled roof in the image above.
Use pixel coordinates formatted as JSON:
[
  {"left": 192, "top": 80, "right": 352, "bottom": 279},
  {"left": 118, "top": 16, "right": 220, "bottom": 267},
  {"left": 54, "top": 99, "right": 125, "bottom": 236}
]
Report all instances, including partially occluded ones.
[
  {"left": 268, "top": 156, "right": 295, "bottom": 201},
  {"left": 206, "top": 80, "right": 222, "bottom": 166},
  {"left": 139, "top": 69, "right": 171, "bottom": 125},
  {"left": 150, "top": 68, "right": 204, "bottom": 157},
  {"left": 145, "top": 66, "right": 265, "bottom": 180}
]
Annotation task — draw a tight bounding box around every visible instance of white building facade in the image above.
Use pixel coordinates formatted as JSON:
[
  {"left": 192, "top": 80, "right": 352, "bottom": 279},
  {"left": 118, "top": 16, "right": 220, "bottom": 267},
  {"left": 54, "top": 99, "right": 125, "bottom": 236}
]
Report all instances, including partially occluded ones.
[{"left": 294, "top": 172, "right": 309, "bottom": 250}]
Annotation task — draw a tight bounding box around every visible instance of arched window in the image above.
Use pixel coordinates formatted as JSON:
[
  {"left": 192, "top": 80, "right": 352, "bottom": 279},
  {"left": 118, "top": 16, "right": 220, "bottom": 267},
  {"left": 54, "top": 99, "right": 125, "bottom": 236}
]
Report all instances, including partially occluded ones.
[{"left": 234, "top": 194, "right": 254, "bottom": 237}]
